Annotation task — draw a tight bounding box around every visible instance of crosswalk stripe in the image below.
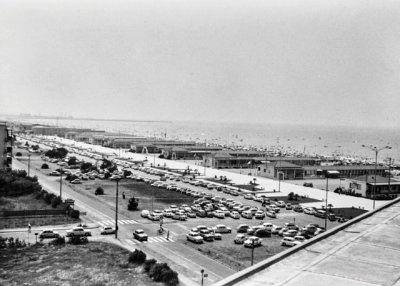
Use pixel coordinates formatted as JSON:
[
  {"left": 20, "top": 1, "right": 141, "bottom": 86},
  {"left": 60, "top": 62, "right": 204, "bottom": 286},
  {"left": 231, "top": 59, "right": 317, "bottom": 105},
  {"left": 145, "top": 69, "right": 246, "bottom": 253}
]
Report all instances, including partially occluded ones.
[
  {"left": 119, "top": 220, "right": 127, "bottom": 224},
  {"left": 98, "top": 221, "right": 106, "bottom": 227},
  {"left": 127, "top": 220, "right": 138, "bottom": 224},
  {"left": 149, "top": 237, "right": 162, "bottom": 243},
  {"left": 105, "top": 220, "right": 114, "bottom": 225},
  {"left": 125, "top": 239, "right": 136, "bottom": 245},
  {"left": 120, "top": 220, "right": 130, "bottom": 224}
]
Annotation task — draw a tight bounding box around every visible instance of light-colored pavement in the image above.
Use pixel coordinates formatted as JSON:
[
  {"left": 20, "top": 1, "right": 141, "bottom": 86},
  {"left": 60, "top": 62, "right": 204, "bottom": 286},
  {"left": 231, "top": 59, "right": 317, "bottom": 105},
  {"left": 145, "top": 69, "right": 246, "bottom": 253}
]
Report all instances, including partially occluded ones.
[{"left": 213, "top": 197, "right": 400, "bottom": 286}]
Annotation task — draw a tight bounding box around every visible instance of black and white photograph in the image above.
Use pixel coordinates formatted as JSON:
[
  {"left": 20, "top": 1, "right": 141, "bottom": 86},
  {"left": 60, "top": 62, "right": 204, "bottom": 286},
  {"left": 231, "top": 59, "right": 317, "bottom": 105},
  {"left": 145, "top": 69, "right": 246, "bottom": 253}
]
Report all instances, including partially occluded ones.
[{"left": 1, "top": 0, "right": 400, "bottom": 285}]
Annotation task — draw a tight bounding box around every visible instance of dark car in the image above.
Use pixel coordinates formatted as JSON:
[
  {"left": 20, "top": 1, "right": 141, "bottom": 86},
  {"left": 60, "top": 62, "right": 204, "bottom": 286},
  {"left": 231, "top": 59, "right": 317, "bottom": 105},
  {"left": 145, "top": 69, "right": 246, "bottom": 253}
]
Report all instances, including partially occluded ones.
[
  {"left": 196, "top": 210, "right": 207, "bottom": 217},
  {"left": 255, "top": 228, "right": 271, "bottom": 238}
]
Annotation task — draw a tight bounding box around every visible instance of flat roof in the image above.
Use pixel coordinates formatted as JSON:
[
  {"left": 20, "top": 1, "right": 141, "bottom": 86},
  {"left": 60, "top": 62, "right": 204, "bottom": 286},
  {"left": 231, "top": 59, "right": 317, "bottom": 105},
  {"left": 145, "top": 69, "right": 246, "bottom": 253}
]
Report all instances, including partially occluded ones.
[{"left": 214, "top": 197, "right": 400, "bottom": 286}]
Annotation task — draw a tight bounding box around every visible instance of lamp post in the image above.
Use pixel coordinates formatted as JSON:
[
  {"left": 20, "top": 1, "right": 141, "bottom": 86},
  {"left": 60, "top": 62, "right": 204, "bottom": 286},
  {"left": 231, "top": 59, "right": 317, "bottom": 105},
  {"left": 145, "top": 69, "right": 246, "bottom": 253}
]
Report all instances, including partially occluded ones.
[
  {"left": 361, "top": 145, "right": 391, "bottom": 209},
  {"left": 59, "top": 168, "right": 63, "bottom": 200},
  {"left": 27, "top": 154, "right": 31, "bottom": 177},
  {"left": 200, "top": 269, "right": 207, "bottom": 286},
  {"left": 251, "top": 239, "right": 255, "bottom": 266},
  {"left": 324, "top": 176, "right": 328, "bottom": 231},
  {"left": 114, "top": 176, "right": 120, "bottom": 239}
]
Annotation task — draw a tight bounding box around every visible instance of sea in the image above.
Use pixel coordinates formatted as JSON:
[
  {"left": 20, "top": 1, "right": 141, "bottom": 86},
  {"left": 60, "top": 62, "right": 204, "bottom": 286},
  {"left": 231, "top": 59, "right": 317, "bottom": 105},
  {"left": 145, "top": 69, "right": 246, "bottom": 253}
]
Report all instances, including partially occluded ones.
[{"left": 13, "top": 118, "right": 400, "bottom": 164}]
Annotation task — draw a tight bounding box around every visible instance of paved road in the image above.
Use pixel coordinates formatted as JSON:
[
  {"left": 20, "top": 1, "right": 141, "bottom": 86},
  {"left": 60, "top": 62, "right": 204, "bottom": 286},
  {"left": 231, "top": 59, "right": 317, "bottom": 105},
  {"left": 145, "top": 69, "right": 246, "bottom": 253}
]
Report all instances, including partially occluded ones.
[{"left": 12, "top": 152, "right": 236, "bottom": 286}]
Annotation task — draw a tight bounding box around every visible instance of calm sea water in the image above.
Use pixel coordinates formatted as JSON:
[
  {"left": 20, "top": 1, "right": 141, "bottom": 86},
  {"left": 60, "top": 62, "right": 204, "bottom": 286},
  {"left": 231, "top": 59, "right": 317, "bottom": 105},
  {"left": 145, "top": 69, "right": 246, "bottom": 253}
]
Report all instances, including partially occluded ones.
[{"left": 18, "top": 118, "right": 400, "bottom": 164}]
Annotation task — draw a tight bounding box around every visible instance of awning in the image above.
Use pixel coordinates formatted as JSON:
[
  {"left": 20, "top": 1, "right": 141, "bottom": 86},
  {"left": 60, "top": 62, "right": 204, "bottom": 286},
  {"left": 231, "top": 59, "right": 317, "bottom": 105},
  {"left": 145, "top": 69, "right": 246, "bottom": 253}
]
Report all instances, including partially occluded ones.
[{"left": 327, "top": 170, "right": 340, "bottom": 174}]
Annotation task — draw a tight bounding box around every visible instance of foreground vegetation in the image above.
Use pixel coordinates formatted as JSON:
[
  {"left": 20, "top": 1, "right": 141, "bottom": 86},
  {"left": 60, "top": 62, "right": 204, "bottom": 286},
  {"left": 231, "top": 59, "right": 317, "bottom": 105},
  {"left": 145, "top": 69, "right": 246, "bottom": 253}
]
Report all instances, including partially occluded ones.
[{"left": 0, "top": 240, "right": 161, "bottom": 286}]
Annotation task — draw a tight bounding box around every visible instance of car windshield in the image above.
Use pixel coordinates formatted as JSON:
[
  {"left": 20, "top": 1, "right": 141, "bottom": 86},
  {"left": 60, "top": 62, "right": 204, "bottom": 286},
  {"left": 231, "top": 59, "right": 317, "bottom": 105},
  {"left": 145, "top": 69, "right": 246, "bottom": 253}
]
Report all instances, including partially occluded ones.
[{"left": 136, "top": 230, "right": 144, "bottom": 234}]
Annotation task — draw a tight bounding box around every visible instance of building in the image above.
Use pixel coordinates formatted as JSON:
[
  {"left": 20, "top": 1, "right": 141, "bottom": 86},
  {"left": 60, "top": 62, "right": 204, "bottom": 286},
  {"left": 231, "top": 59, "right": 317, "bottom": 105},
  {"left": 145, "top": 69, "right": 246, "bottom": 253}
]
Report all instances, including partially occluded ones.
[
  {"left": 346, "top": 175, "right": 400, "bottom": 199},
  {"left": 204, "top": 151, "right": 269, "bottom": 169},
  {"left": 0, "top": 122, "right": 12, "bottom": 171},
  {"left": 257, "top": 161, "right": 388, "bottom": 180}
]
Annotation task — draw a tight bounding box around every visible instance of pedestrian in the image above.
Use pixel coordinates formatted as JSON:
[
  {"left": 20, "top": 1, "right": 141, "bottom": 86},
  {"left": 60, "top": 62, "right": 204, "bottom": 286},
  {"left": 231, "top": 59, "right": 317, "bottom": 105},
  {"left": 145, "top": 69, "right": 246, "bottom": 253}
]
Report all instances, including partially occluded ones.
[
  {"left": 167, "top": 230, "right": 170, "bottom": 240},
  {"left": 122, "top": 192, "right": 126, "bottom": 199},
  {"left": 28, "top": 223, "right": 31, "bottom": 232}
]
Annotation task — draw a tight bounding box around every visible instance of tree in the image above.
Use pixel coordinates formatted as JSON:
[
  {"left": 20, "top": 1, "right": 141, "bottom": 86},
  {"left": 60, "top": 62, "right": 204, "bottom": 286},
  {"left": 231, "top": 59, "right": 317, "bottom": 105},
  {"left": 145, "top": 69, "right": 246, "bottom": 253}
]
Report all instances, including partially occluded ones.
[
  {"left": 80, "top": 162, "right": 93, "bottom": 172},
  {"left": 41, "top": 163, "right": 49, "bottom": 169},
  {"left": 45, "top": 147, "right": 68, "bottom": 159},
  {"left": 288, "top": 192, "right": 294, "bottom": 200},
  {"left": 68, "top": 156, "right": 78, "bottom": 166},
  {"left": 327, "top": 204, "right": 333, "bottom": 212},
  {"left": 293, "top": 193, "right": 300, "bottom": 201},
  {"left": 95, "top": 187, "right": 104, "bottom": 195},
  {"left": 128, "top": 197, "right": 139, "bottom": 211}
]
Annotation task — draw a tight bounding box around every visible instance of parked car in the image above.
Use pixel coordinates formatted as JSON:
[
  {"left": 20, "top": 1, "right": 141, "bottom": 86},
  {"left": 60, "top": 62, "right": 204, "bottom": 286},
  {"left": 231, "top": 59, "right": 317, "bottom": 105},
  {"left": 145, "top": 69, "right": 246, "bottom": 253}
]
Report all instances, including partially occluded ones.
[
  {"left": 199, "top": 229, "right": 214, "bottom": 241},
  {"left": 70, "top": 179, "right": 82, "bottom": 184},
  {"left": 241, "top": 210, "right": 253, "bottom": 219},
  {"left": 282, "top": 229, "right": 298, "bottom": 237},
  {"left": 141, "top": 210, "right": 150, "bottom": 218},
  {"left": 66, "top": 227, "right": 91, "bottom": 237},
  {"left": 214, "top": 210, "right": 225, "bottom": 219},
  {"left": 244, "top": 236, "right": 262, "bottom": 248},
  {"left": 186, "top": 231, "right": 204, "bottom": 243},
  {"left": 281, "top": 236, "right": 301, "bottom": 247},
  {"left": 237, "top": 224, "right": 250, "bottom": 233},
  {"left": 100, "top": 226, "right": 115, "bottom": 235},
  {"left": 271, "top": 225, "right": 283, "bottom": 234},
  {"left": 293, "top": 205, "right": 303, "bottom": 212},
  {"left": 254, "top": 210, "right": 266, "bottom": 219},
  {"left": 212, "top": 224, "right": 232, "bottom": 233},
  {"left": 133, "top": 229, "right": 148, "bottom": 241},
  {"left": 230, "top": 211, "right": 240, "bottom": 219},
  {"left": 255, "top": 228, "right": 271, "bottom": 238},
  {"left": 266, "top": 211, "right": 277, "bottom": 218},
  {"left": 234, "top": 234, "right": 247, "bottom": 244},
  {"left": 39, "top": 229, "right": 60, "bottom": 239}
]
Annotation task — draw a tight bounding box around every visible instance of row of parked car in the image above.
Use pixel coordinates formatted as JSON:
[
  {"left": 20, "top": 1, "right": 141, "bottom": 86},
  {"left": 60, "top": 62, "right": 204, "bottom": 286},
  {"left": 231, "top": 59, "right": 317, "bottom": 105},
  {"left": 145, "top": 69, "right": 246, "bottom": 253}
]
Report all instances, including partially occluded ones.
[{"left": 186, "top": 224, "right": 232, "bottom": 243}]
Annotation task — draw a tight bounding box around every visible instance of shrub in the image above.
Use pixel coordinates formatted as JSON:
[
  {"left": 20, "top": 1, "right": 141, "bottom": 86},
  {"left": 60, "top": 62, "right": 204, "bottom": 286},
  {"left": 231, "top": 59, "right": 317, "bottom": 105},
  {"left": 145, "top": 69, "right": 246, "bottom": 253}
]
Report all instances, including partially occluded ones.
[
  {"left": 70, "top": 210, "right": 80, "bottom": 219},
  {"left": 51, "top": 196, "right": 62, "bottom": 208},
  {"left": 41, "top": 163, "right": 49, "bottom": 169},
  {"left": 128, "top": 249, "right": 146, "bottom": 264},
  {"left": 50, "top": 236, "right": 66, "bottom": 245},
  {"left": 123, "top": 170, "right": 132, "bottom": 177},
  {"left": 15, "top": 152, "right": 22, "bottom": 157},
  {"left": 149, "top": 263, "right": 170, "bottom": 282},
  {"left": 162, "top": 269, "right": 179, "bottom": 286},
  {"left": 68, "top": 236, "right": 88, "bottom": 245},
  {"left": 44, "top": 193, "right": 56, "bottom": 205},
  {"left": 95, "top": 187, "right": 104, "bottom": 195},
  {"left": 144, "top": 258, "right": 157, "bottom": 272},
  {"left": 127, "top": 197, "right": 139, "bottom": 211}
]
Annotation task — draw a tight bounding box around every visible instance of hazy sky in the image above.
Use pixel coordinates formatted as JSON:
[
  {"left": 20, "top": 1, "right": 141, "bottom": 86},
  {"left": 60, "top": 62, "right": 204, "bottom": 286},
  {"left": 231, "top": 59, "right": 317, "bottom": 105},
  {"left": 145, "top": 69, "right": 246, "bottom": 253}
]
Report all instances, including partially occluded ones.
[{"left": 1, "top": 0, "right": 400, "bottom": 127}]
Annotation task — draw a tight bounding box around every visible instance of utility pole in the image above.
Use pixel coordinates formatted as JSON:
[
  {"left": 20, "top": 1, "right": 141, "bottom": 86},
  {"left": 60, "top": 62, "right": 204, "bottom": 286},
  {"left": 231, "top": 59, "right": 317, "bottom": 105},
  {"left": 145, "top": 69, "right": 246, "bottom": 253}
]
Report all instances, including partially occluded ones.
[
  {"left": 251, "top": 239, "right": 255, "bottom": 266},
  {"left": 59, "top": 168, "right": 63, "bottom": 200},
  {"left": 324, "top": 176, "right": 328, "bottom": 231},
  {"left": 115, "top": 178, "right": 119, "bottom": 239},
  {"left": 27, "top": 154, "right": 31, "bottom": 177}
]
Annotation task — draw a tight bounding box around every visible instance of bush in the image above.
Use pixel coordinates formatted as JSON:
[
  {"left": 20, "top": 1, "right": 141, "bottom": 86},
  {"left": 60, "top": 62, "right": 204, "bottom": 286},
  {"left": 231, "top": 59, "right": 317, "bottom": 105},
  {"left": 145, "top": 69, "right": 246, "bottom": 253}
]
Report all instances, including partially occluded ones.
[
  {"left": 70, "top": 210, "right": 80, "bottom": 219},
  {"left": 51, "top": 196, "right": 62, "bottom": 208},
  {"left": 50, "top": 236, "right": 66, "bottom": 245},
  {"left": 144, "top": 258, "right": 157, "bottom": 272},
  {"left": 127, "top": 197, "right": 139, "bottom": 211},
  {"left": 161, "top": 269, "right": 179, "bottom": 286},
  {"left": 44, "top": 193, "right": 56, "bottom": 205},
  {"left": 41, "top": 163, "right": 49, "bottom": 169},
  {"left": 15, "top": 152, "right": 22, "bottom": 157},
  {"left": 95, "top": 187, "right": 104, "bottom": 195},
  {"left": 123, "top": 170, "right": 132, "bottom": 177},
  {"left": 128, "top": 249, "right": 146, "bottom": 264},
  {"left": 149, "top": 263, "right": 178, "bottom": 283},
  {"left": 68, "top": 236, "right": 88, "bottom": 245}
]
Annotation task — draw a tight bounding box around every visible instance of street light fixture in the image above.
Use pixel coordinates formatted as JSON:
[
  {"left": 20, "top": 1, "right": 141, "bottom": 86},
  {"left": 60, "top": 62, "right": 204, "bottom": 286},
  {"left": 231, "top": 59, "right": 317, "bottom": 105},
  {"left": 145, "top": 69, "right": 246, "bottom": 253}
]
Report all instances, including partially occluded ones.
[
  {"left": 200, "top": 269, "right": 207, "bottom": 286},
  {"left": 59, "top": 167, "right": 63, "bottom": 200},
  {"left": 361, "top": 144, "right": 391, "bottom": 209}
]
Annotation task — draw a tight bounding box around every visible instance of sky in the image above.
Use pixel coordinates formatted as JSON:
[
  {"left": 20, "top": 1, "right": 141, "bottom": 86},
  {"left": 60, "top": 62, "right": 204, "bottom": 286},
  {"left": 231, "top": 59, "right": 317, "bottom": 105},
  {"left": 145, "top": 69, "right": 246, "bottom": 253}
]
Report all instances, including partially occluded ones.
[{"left": 1, "top": 0, "right": 400, "bottom": 127}]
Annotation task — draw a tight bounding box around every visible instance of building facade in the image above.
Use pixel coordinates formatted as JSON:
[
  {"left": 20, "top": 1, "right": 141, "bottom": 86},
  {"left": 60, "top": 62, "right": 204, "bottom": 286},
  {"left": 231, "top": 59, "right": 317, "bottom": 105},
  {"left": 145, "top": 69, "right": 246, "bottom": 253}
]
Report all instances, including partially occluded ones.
[{"left": 0, "top": 122, "right": 12, "bottom": 171}]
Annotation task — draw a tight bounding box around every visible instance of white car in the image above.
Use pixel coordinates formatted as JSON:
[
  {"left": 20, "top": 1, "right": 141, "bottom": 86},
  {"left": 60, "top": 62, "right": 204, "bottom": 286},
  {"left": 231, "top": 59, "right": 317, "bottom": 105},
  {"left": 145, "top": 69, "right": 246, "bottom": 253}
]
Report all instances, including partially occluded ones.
[
  {"left": 244, "top": 236, "right": 262, "bottom": 248},
  {"left": 230, "top": 211, "right": 240, "bottom": 219},
  {"left": 254, "top": 211, "right": 266, "bottom": 219},
  {"left": 100, "top": 226, "right": 115, "bottom": 235},
  {"left": 186, "top": 231, "right": 204, "bottom": 243},
  {"left": 241, "top": 210, "right": 253, "bottom": 219},
  {"left": 39, "top": 229, "right": 60, "bottom": 239},
  {"left": 281, "top": 236, "right": 301, "bottom": 247},
  {"left": 214, "top": 210, "right": 225, "bottom": 219},
  {"left": 141, "top": 210, "right": 150, "bottom": 218},
  {"left": 262, "top": 223, "right": 275, "bottom": 231},
  {"left": 234, "top": 234, "right": 247, "bottom": 244},
  {"left": 212, "top": 224, "right": 232, "bottom": 233},
  {"left": 66, "top": 227, "right": 91, "bottom": 237}
]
